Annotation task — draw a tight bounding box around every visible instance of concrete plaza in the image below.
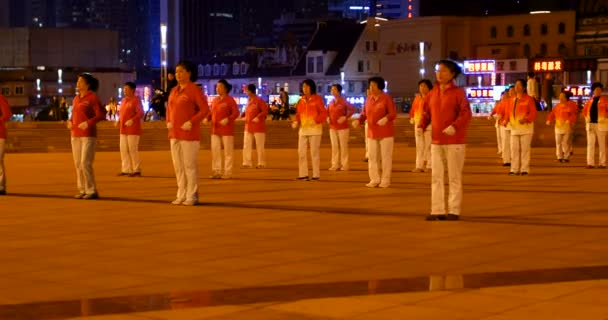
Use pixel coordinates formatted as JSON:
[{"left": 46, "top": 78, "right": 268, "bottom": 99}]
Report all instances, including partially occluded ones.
[{"left": 0, "top": 145, "right": 607, "bottom": 319}]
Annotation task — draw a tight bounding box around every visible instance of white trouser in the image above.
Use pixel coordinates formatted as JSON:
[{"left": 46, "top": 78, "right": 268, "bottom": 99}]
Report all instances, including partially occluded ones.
[
  {"left": 510, "top": 133, "right": 532, "bottom": 173},
  {"left": 71, "top": 137, "right": 97, "bottom": 195},
  {"left": 587, "top": 124, "right": 607, "bottom": 166},
  {"left": 211, "top": 135, "right": 234, "bottom": 176},
  {"left": 0, "top": 139, "right": 5, "bottom": 191},
  {"left": 170, "top": 139, "right": 199, "bottom": 202},
  {"left": 500, "top": 127, "right": 511, "bottom": 163},
  {"left": 242, "top": 131, "right": 266, "bottom": 167},
  {"left": 555, "top": 132, "right": 572, "bottom": 160},
  {"left": 495, "top": 125, "right": 503, "bottom": 154},
  {"left": 364, "top": 122, "right": 369, "bottom": 159},
  {"left": 368, "top": 137, "right": 394, "bottom": 185},
  {"left": 119, "top": 134, "right": 141, "bottom": 173},
  {"left": 431, "top": 144, "right": 465, "bottom": 215},
  {"left": 330, "top": 128, "right": 350, "bottom": 169},
  {"left": 415, "top": 129, "right": 432, "bottom": 169},
  {"left": 298, "top": 135, "right": 321, "bottom": 178}
]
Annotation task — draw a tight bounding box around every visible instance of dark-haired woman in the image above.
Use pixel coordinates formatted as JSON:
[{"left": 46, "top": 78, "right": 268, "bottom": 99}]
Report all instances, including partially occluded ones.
[
  {"left": 410, "top": 79, "right": 433, "bottom": 172},
  {"left": 242, "top": 84, "right": 268, "bottom": 169},
  {"left": 208, "top": 79, "right": 239, "bottom": 179},
  {"left": 292, "top": 79, "right": 327, "bottom": 180},
  {"left": 419, "top": 60, "right": 472, "bottom": 221},
  {"left": 69, "top": 73, "right": 106, "bottom": 200},
  {"left": 327, "top": 84, "right": 355, "bottom": 171},
  {"left": 166, "top": 60, "right": 210, "bottom": 206},
  {"left": 117, "top": 82, "right": 144, "bottom": 177}
]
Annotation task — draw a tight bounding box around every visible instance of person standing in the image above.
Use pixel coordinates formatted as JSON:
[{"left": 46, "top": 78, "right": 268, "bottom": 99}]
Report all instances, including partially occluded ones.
[
  {"left": 542, "top": 73, "right": 554, "bottom": 111},
  {"left": 489, "top": 91, "right": 507, "bottom": 156},
  {"left": 410, "top": 79, "right": 433, "bottom": 172},
  {"left": 353, "top": 77, "right": 397, "bottom": 188},
  {"left": 59, "top": 96, "right": 69, "bottom": 121},
  {"left": 327, "top": 84, "right": 355, "bottom": 171},
  {"left": 242, "top": 84, "right": 269, "bottom": 169},
  {"left": 117, "top": 82, "right": 144, "bottom": 177},
  {"left": 292, "top": 79, "right": 327, "bottom": 181},
  {"left": 582, "top": 82, "right": 608, "bottom": 169},
  {"left": 208, "top": 79, "right": 239, "bottom": 179},
  {"left": 0, "top": 94, "right": 12, "bottom": 195},
  {"left": 546, "top": 91, "right": 577, "bottom": 163},
  {"left": 502, "top": 79, "right": 537, "bottom": 176},
  {"left": 166, "top": 60, "right": 210, "bottom": 205},
  {"left": 69, "top": 73, "right": 106, "bottom": 199},
  {"left": 527, "top": 72, "right": 539, "bottom": 102},
  {"left": 420, "top": 60, "right": 472, "bottom": 221}
]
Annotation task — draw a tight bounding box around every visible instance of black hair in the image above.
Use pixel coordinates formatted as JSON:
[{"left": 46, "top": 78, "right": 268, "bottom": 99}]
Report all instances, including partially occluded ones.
[
  {"left": 124, "top": 82, "right": 136, "bottom": 90},
  {"left": 562, "top": 90, "right": 573, "bottom": 100},
  {"left": 368, "top": 76, "right": 385, "bottom": 90},
  {"left": 591, "top": 82, "right": 604, "bottom": 92},
  {"left": 246, "top": 83, "right": 256, "bottom": 94},
  {"left": 331, "top": 83, "right": 342, "bottom": 93},
  {"left": 217, "top": 79, "right": 232, "bottom": 93},
  {"left": 301, "top": 79, "right": 317, "bottom": 94},
  {"left": 514, "top": 79, "right": 527, "bottom": 91},
  {"left": 527, "top": 72, "right": 535, "bottom": 78},
  {"left": 417, "top": 79, "right": 433, "bottom": 90},
  {"left": 176, "top": 60, "right": 198, "bottom": 82},
  {"left": 78, "top": 73, "right": 99, "bottom": 92},
  {"left": 437, "top": 60, "right": 462, "bottom": 79}
]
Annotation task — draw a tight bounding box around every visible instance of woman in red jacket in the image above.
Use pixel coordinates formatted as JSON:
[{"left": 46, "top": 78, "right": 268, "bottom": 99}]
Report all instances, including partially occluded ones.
[
  {"left": 410, "top": 79, "right": 433, "bottom": 172},
  {"left": 327, "top": 84, "right": 355, "bottom": 171},
  {"left": 292, "top": 79, "right": 327, "bottom": 180},
  {"left": 117, "top": 82, "right": 144, "bottom": 177},
  {"left": 166, "top": 60, "right": 210, "bottom": 206},
  {"left": 0, "top": 94, "right": 12, "bottom": 195},
  {"left": 69, "top": 73, "right": 107, "bottom": 200},
  {"left": 242, "top": 84, "right": 269, "bottom": 169},
  {"left": 353, "top": 77, "right": 397, "bottom": 188},
  {"left": 419, "top": 60, "right": 472, "bottom": 221},
  {"left": 208, "top": 79, "right": 239, "bottom": 179}
]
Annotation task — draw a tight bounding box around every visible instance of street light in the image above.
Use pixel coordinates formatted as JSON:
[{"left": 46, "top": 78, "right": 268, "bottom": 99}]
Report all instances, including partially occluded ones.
[{"left": 160, "top": 24, "right": 168, "bottom": 91}]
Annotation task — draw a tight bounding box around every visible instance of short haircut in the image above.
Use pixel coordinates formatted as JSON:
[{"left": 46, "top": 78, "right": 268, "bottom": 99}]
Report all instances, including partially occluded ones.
[
  {"left": 176, "top": 60, "right": 198, "bottom": 82},
  {"left": 437, "top": 60, "right": 462, "bottom": 79},
  {"left": 217, "top": 79, "right": 232, "bottom": 93},
  {"left": 515, "top": 79, "right": 527, "bottom": 91},
  {"left": 591, "top": 82, "right": 604, "bottom": 92},
  {"left": 562, "top": 90, "right": 573, "bottom": 100},
  {"left": 246, "top": 83, "right": 256, "bottom": 94},
  {"left": 124, "top": 82, "right": 136, "bottom": 90},
  {"left": 368, "top": 76, "right": 385, "bottom": 90},
  {"left": 78, "top": 73, "right": 99, "bottom": 92},
  {"left": 301, "top": 79, "right": 317, "bottom": 94},
  {"left": 331, "top": 83, "right": 342, "bottom": 93},
  {"left": 527, "top": 72, "right": 535, "bottom": 78},
  {"left": 417, "top": 79, "right": 433, "bottom": 90}
]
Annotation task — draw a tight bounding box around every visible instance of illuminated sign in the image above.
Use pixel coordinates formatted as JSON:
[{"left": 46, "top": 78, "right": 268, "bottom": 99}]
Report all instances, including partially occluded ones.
[
  {"left": 466, "top": 87, "right": 495, "bottom": 100},
  {"left": 324, "top": 95, "right": 366, "bottom": 106},
  {"left": 533, "top": 59, "right": 563, "bottom": 72},
  {"left": 564, "top": 86, "right": 591, "bottom": 97},
  {"left": 463, "top": 60, "right": 496, "bottom": 74}
]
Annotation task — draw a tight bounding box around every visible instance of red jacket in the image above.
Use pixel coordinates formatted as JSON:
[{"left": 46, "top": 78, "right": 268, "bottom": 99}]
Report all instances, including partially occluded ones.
[
  {"left": 70, "top": 91, "right": 106, "bottom": 138},
  {"left": 500, "top": 94, "right": 537, "bottom": 135},
  {"left": 209, "top": 95, "right": 239, "bottom": 136},
  {"left": 360, "top": 92, "right": 397, "bottom": 139},
  {"left": 244, "top": 95, "right": 268, "bottom": 133},
  {"left": 419, "top": 82, "right": 472, "bottom": 144},
  {"left": 582, "top": 95, "right": 608, "bottom": 131},
  {"left": 0, "top": 94, "right": 12, "bottom": 139},
  {"left": 328, "top": 96, "right": 356, "bottom": 130},
  {"left": 118, "top": 95, "right": 144, "bottom": 135},
  {"left": 166, "top": 83, "right": 210, "bottom": 141},
  {"left": 547, "top": 101, "right": 577, "bottom": 133},
  {"left": 295, "top": 94, "right": 327, "bottom": 136}
]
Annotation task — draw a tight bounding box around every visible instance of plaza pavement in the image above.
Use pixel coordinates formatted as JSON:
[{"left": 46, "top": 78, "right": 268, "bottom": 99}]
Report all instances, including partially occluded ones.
[{"left": 0, "top": 145, "right": 607, "bottom": 319}]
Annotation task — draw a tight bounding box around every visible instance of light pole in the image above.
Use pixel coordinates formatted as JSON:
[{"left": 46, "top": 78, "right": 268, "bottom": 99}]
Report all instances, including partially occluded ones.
[{"left": 160, "top": 24, "right": 168, "bottom": 91}]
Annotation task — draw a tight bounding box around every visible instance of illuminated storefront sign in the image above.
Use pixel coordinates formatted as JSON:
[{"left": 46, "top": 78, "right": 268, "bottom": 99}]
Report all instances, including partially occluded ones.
[
  {"left": 323, "top": 95, "right": 366, "bottom": 106},
  {"left": 466, "top": 87, "right": 495, "bottom": 99},
  {"left": 564, "top": 86, "right": 591, "bottom": 97},
  {"left": 532, "top": 59, "right": 563, "bottom": 72},
  {"left": 463, "top": 60, "right": 496, "bottom": 74}
]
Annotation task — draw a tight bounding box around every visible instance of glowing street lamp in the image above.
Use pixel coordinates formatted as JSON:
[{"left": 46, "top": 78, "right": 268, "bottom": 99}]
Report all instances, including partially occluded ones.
[{"left": 160, "top": 24, "right": 168, "bottom": 91}]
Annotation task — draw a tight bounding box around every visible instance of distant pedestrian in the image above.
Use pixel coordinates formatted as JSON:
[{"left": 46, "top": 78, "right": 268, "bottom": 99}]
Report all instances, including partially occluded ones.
[{"left": 117, "top": 82, "right": 144, "bottom": 177}]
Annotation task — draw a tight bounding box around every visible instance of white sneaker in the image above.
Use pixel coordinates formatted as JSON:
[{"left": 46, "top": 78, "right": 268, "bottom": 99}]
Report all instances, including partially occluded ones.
[
  {"left": 366, "top": 182, "right": 379, "bottom": 188},
  {"left": 171, "top": 198, "right": 185, "bottom": 205},
  {"left": 182, "top": 199, "right": 198, "bottom": 206},
  {"left": 328, "top": 167, "right": 339, "bottom": 171}
]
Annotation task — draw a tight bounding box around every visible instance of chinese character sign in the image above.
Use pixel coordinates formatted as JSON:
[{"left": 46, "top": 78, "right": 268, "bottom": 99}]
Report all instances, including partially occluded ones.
[
  {"left": 466, "top": 88, "right": 494, "bottom": 99},
  {"left": 533, "top": 59, "right": 563, "bottom": 72},
  {"left": 464, "top": 60, "right": 496, "bottom": 74}
]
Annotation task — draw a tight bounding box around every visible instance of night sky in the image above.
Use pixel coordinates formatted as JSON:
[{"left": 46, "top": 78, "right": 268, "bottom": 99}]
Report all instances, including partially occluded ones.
[{"left": 420, "top": 0, "right": 579, "bottom": 16}]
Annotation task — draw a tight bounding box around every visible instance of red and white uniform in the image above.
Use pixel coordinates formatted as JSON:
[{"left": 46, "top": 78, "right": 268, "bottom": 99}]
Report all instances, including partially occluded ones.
[
  {"left": 360, "top": 92, "right": 397, "bottom": 187},
  {"left": 118, "top": 96, "right": 144, "bottom": 174},
  {"left": 243, "top": 95, "right": 269, "bottom": 167},
  {"left": 295, "top": 94, "right": 326, "bottom": 178},
  {"left": 328, "top": 96, "right": 355, "bottom": 170},
  {"left": 547, "top": 101, "right": 577, "bottom": 160},
  {"left": 166, "top": 83, "right": 210, "bottom": 204},
  {"left": 490, "top": 100, "right": 504, "bottom": 155},
  {"left": 209, "top": 95, "right": 239, "bottom": 178},
  {"left": 582, "top": 96, "right": 608, "bottom": 166},
  {"left": 410, "top": 95, "right": 432, "bottom": 170},
  {"left": 419, "top": 82, "right": 472, "bottom": 216},
  {"left": 0, "top": 94, "right": 12, "bottom": 193},
  {"left": 70, "top": 91, "right": 106, "bottom": 196},
  {"left": 501, "top": 93, "right": 537, "bottom": 173}
]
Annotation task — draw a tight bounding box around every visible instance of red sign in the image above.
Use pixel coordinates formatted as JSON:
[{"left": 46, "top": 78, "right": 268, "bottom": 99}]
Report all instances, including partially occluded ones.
[
  {"left": 564, "top": 86, "right": 591, "bottom": 97},
  {"left": 533, "top": 59, "right": 563, "bottom": 72}
]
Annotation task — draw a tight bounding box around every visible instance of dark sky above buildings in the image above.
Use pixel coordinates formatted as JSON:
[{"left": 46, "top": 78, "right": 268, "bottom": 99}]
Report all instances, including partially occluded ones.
[{"left": 419, "top": 0, "right": 579, "bottom": 16}]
